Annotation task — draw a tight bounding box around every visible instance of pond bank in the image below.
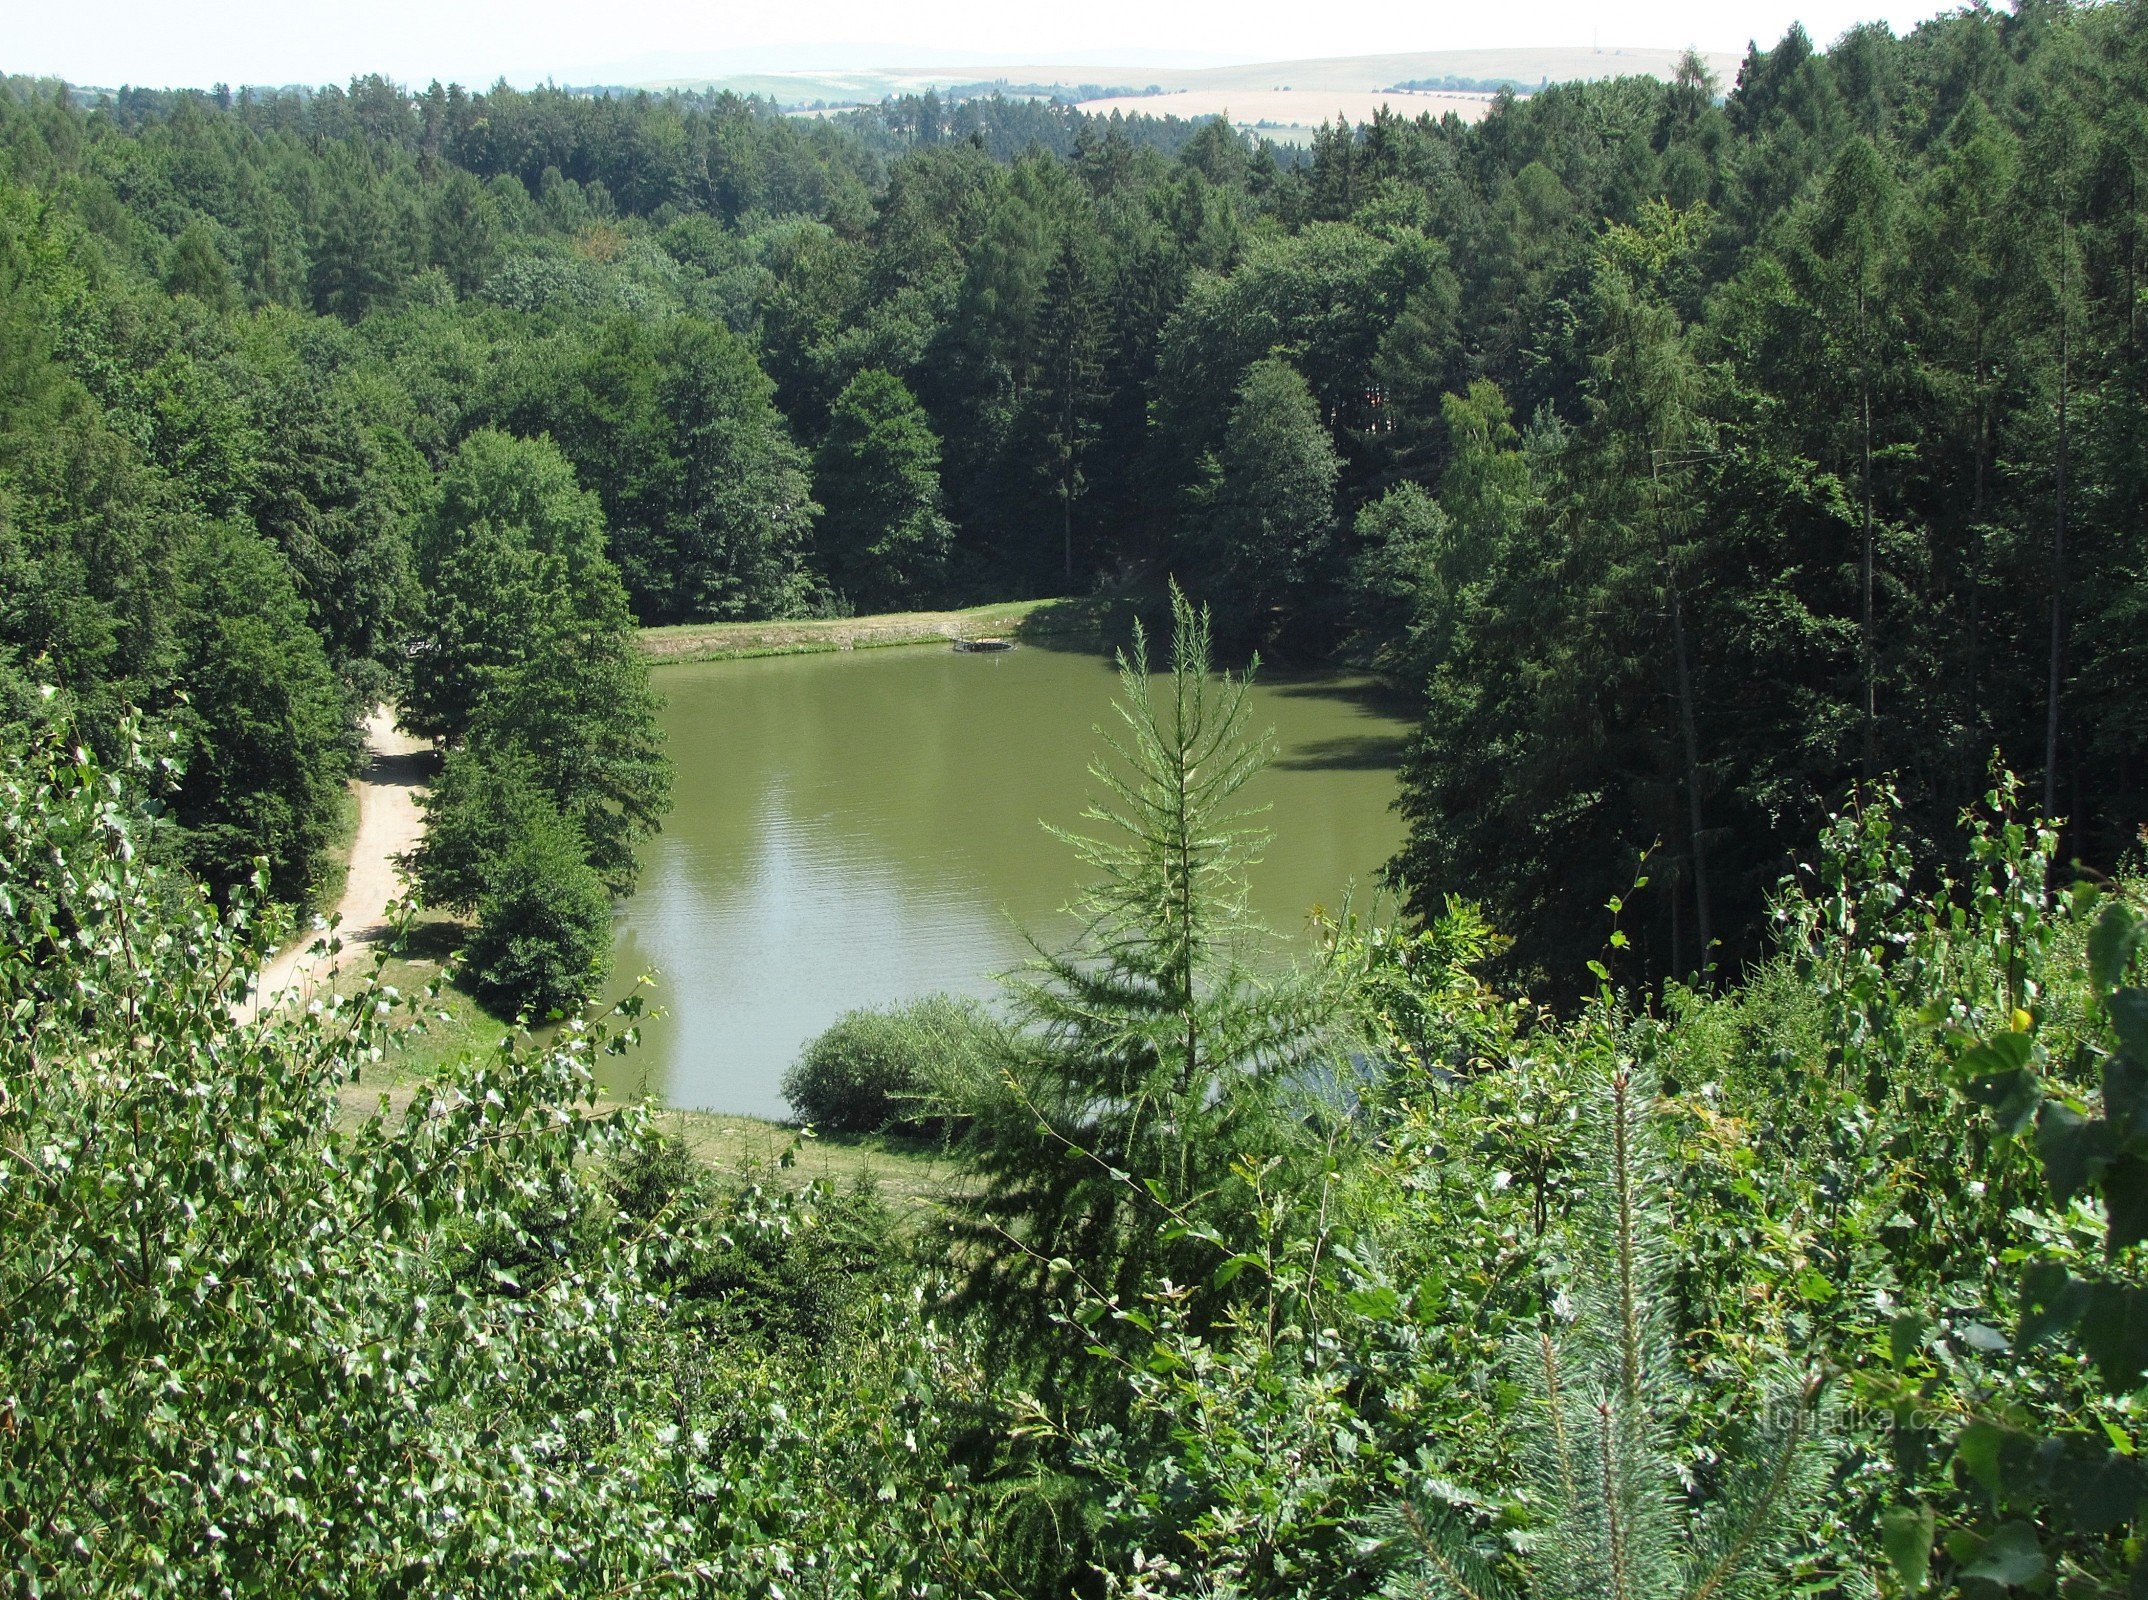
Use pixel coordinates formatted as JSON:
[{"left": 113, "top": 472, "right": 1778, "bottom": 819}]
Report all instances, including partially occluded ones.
[{"left": 637, "top": 595, "right": 1123, "bottom": 664}]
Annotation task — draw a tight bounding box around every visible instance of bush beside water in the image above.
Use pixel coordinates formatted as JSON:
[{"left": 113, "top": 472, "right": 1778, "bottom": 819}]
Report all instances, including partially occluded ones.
[{"left": 782, "top": 994, "right": 998, "bottom": 1133}]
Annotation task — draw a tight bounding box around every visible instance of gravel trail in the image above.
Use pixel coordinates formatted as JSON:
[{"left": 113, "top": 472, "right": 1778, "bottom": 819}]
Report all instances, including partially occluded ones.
[{"left": 247, "top": 707, "right": 431, "bottom": 1016}]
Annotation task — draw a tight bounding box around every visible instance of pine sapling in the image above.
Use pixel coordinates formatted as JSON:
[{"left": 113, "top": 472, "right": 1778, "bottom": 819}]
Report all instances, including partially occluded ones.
[{"left": 1382, "top": 1049, "right": 1835, "bottom": 1600}]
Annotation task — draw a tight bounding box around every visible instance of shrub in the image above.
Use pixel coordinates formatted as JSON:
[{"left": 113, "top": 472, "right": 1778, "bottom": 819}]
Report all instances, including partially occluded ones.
[
  {"left": 783, "top": 993, "right": 996, "bottom": 1133},
  {"left": 462, "top": 803, "right": 613, "bottom": 1016},
  {"left": 0, "top": 722, "right": 1000, "bottom": 1596}
]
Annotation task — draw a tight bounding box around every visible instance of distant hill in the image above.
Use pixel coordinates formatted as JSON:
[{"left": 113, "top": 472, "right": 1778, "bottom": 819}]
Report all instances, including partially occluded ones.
[{"left": 630, "top": 45, "right": 1743, "bottom": 142}]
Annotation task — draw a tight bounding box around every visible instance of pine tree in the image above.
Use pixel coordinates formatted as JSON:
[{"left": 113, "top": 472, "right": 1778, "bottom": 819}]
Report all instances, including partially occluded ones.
[
  {"left": 814, "top": 367, "right": 953, "bottom": 611},
  {"left": 1806, "top": 136, "right": 1899, "bottom": 781},
  {"left": 935, "top": 586, "right": 1343, "bottom": 1359},
  {"left": 428, "top": 168, "right": 497, "bottom": 298},
  {"left": 1186, "top": 356, "right": 1340, "bottom": 649},
  {"left": 1587, "top": 202, "right": 1718, "bottom": 976},
  {"left": 1383, "top": 1052, "right": 1834, "bottom": 1600},
  {"left": 1033, "top": 233, "right": 1111, "bottom": 587}
]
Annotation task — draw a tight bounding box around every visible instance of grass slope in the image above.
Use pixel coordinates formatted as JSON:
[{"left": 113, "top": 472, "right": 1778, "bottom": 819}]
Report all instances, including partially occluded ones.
[{"left": 638, "top": 594, "right": 1126, "bottom": 663}]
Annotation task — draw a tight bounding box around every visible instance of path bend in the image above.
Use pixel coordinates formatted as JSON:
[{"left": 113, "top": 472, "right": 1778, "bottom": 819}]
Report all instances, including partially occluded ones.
[{"left": 247, "top": 706, "right": 431, "bottom": 1016}]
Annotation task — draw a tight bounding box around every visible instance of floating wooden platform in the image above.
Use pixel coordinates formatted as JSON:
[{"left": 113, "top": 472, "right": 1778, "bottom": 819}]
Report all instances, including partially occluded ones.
[{"left": 952, "top": 637, "right": 1014, "bottom": 653}]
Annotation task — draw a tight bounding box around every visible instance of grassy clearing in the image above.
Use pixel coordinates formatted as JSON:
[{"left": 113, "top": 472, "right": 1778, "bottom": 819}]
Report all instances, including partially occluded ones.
[
  {"left": 637, "top": 594, "right": 1129, "bottom": 664},
  {"left": 660, "top": 1111, "right": 957, "bottom": 1220},
  {"left": 315, "top": 920, "right": 957, "bottom": 1213},
  {"left": 326, "top": 917, "right": 511, "bottom": 1081}
]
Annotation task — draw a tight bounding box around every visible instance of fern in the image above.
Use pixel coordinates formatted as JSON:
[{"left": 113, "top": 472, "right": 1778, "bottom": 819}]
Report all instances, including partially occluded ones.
[{"left": 1381, "top": 1045, "right": 1835, "bottom": 1600}]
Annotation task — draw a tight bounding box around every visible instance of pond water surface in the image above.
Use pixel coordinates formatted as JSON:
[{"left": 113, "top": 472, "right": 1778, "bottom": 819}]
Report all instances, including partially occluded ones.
[{"left": 602, "top": 639, "right": 1411, "bottom": 1115}]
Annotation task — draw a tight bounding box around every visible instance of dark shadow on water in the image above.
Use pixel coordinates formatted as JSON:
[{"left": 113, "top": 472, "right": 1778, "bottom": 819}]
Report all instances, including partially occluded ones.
[
  {"left": 1262, "top": 674, "right": 1414, "bottom": 718},
  {"left": 1271, "top": 733, "right": 1411, "bottom": 772}
]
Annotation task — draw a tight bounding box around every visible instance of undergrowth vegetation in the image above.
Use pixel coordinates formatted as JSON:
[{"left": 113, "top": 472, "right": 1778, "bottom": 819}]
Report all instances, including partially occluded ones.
[
  {"left": 10, "top": 596, "right": 2148, "bottom": 1596},
  {"left": 8, "top": 5, "right": 2148, "bottom": 1590}
]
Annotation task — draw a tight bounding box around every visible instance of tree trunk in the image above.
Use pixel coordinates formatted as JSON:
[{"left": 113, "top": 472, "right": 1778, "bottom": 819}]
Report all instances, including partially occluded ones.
[
  {"left": 1861, "top": 381, "right": 1876, "bottom": 782},
  {"left": 1650, "top": 444, "right": 1713, "bottom": 977},
  {"left": 2045, "top": 228, "right": 2071, "bottom": 819},
  {"left": 1667, "top": 572, "right": 1713, "bottom": 973},
  {"left": 1966, "top": 324, "right": 1988, "bottom": 799}
]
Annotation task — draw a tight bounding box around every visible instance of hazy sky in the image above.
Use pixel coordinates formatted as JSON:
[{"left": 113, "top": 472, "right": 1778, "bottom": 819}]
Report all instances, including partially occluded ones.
[{"left": 3, "top": 0, "right": 1972, "bottom": 91}]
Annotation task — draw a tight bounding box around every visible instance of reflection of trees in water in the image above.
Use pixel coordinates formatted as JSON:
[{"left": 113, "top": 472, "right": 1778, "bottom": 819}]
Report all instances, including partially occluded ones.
[
  {"left": 620, "top": 647, "right": 1413, "bottom": 1109},
  {"left": 1271, "top": 733, "right": 1411, "bottom": 772}
]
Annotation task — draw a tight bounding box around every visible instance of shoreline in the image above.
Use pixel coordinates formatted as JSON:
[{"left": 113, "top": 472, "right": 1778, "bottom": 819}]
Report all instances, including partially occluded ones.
[{"left": 637, "top": 595, "right": 1119, "bottom": 665}]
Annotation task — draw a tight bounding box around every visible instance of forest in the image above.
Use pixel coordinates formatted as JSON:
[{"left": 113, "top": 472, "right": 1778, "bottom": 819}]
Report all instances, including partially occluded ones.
[{"left": 4, "top": 0, "right": 2148, "bottom": 1592}]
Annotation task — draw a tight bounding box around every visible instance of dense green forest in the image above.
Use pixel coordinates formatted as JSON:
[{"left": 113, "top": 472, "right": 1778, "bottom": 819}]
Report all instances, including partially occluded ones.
[
  {"left": 7, "top": 0, "right": 2148, "bottom": 985},
  {"left": 7, "top": 2, "right": 2148, "bottom": 1593}
]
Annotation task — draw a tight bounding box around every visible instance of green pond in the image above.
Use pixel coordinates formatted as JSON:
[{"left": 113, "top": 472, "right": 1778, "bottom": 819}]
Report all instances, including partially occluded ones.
[{"left": 602, "top": 638, "right": 1412, "bottom": 1116}]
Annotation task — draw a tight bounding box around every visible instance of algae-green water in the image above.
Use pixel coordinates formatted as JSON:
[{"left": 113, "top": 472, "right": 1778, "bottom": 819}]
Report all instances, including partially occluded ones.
[{"left": 604, "top": 640, "right": 1410, "bottom": 1115}]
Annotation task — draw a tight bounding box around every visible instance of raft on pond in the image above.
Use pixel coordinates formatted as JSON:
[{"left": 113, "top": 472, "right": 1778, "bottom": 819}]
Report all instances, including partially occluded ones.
[{"left": 952, "top": 637, "right": 1014, "bottom": 653}]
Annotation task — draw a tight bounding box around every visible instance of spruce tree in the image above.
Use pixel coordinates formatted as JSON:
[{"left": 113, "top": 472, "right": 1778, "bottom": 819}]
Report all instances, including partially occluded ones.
[
  {"left": 1187, "top": 356, "right": 1340, "bottom": 649},
  {"left": 1032, "top": 233, "right": 1111, "bottom": 586},
  {"left": 1383, "top": 1052, "right": 1834, "bottom": 1600},
  {"left": 814, "top": 368, "right": 953, "bottom": 611},
  {"left": 936, "top": 586, "right": 1343, "bottom": 1359}
]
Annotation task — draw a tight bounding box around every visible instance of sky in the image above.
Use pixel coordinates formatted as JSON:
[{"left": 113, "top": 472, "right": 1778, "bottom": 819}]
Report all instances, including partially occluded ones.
[{"left": 2, "top": 0, "right": 1973, "bottom": 91}]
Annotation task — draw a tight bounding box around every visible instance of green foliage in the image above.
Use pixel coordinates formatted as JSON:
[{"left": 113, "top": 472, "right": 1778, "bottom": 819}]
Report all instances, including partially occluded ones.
[
  {"left": 404, "top": 427, "right": 620, "bottom": 742},
  {"left": 1318, "top": 894, "right": 1520, "bottom": 1089},
  {"left": 782, "top": 992, "right": 998, "bottom": 1133},
  {"left": 814, "top": 367, "right": 953, "bottom": 611},
  {"left": 0, "top": 722, "right": 660, "bottom": 1590},
  {"left": 1797, "top": 778, "right": 2148, "bottom": 1596},
  {"left": 162, "top": 221, "right": 234, "bottom": 311},
  {"left": 416, "top": 725, "right": 662, "bottom": 1015},
  {"left": 1345, "top": 480, "right": 1450, "bottom": 679},
  {"left": 631, "top": 317, "right": 822, "bottom": 623},
  {"left": 1186, "top": 356, "right": 1340, "bottom": 649},
  {"left": 460, "top": 791, "right": 614, "bottom": 1016},
  {"left": 166, "top": 522, "right": 359, "bottom": 902},
  {"left": 460, "top": 585, "right": 669, "bottom": 900},
  {"left": 936, "top": 584, "right": 1346, "bottom": 1359},
  {"left": 1384, "top": 1053, "right": 1837, "bottom": 1600},
  {"left": 403, "top": 429, "right": 667, "bottom": 1012},
  {"left": 8, "top": 23, "right": 2148, "bottom": 1594},
  {"left": 8, "top": 13, "right": 2148, "bottom": 976},
  {"left": 0, "top": 721, "right": 1008, "bottom": 1596}
]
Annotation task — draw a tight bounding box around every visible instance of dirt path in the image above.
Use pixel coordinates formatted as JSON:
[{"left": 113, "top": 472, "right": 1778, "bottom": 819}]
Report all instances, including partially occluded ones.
[{"left": 248, "top": 706, "right": 432, "bottom": 1016}]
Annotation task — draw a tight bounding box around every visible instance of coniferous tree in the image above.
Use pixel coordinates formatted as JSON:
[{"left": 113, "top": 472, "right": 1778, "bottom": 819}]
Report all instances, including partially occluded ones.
[
  {"left": 813, "top": 367, "right": 953, "bottom": 611},
  {"left": 934, "top": 587, "right": 1343, "bottom": 1359},
  {"left": 1384, "top": 1055, "right": 1835, "bottom": 1600},
  {"left": 163, "top": 223, "right": 235, "bottom": 312},
  {"left": 645, "top": 319, "right": 821, "bottom": 623},
  {"left": 427, "top": 168, "right": 498, "bottom": 298},
  {"left": 1585, "top": 202, "right": 1719, "bottom": 975},
  {"left": 1805, "top": 135, "right": 1900, "bottom": 780},
  {"left": 1909, "top": 95, "right": 2025, "bottom": 797},
  {"left": 1185, "top": 357, "right": 1340, "bottom": 649},
  {"left": 309, "top": 155, "right": 407, "bottom": 322},
  {"left": 1032, "top": 231, "right": 1112, "bottom": 586}
]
